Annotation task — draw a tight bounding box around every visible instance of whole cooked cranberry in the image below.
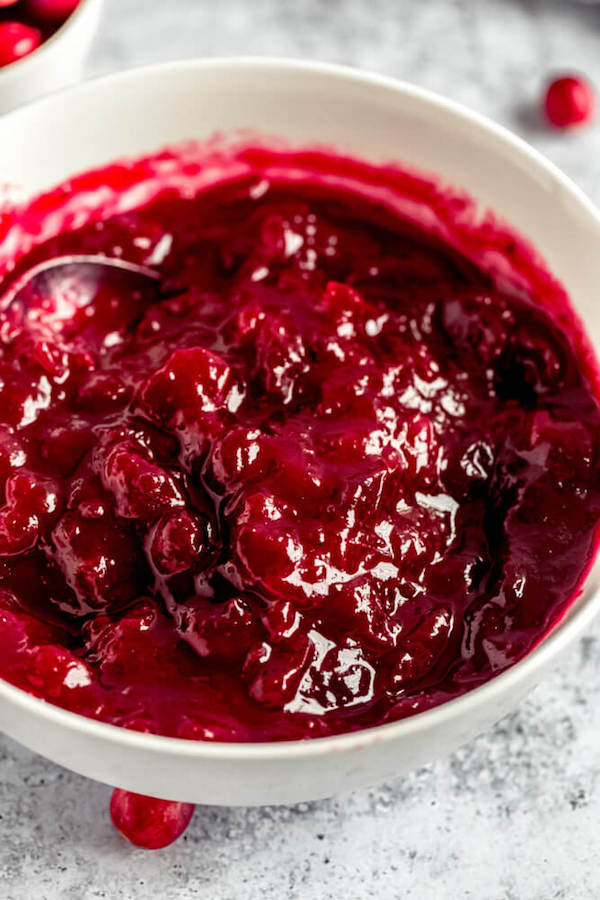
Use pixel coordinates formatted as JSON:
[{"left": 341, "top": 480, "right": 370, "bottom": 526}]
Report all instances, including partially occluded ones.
[
  {"left": 147, "top": 509, "right": 209, "bottom": 575},
  {"left": 267, "top": 443, "right": 331, "bottom": 509},
  {"left": 236, "top": 518, "right": 301, "bottom": 584},
  {"left": 319, "top": 280, "right": 367, "bottom": 318},
  {"left": 25, "top": 0, "right": 81, "bottom": 20},
  {"left": 319, "top": 363, "right": 380, "bottom": 419},
  {"left": 210, "top": 427, "right": 272, "bottom": 486},
  {"left": 543, "top": 75, "right": 594, "bottom": 128},
  {"left": 110, "top": 789, "right": 195, "bottom": 849},
  {"left": 0, "top": 472, "right": 60, "bottom": 556},
  {"left": 51, "top": 511, "right": 146, "bottom": 614},
  {"left": 140, "top": 347, "right": 237, "bottom": 427},
  {"left": 325, "top": 580, "right": 400, "bottom": 651},
  {"left": 101, "top": 444, "right": 184, "bottom": 522},
  {"left": 0, "top": 22, "right": 41, "bottom": 67}
]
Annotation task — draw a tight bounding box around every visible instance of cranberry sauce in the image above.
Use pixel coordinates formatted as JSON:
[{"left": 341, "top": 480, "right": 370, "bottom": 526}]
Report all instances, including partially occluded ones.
[{"left": 0, "top": 143, "right": 599, "bottom": 742}]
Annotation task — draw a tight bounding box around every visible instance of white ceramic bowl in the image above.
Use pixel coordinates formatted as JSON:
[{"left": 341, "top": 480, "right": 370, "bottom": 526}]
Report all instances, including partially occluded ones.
[
  {"left": 0, "top": 59, "right": 599, "bottom": 806},
  {"left": 0, "top": 0, "right": 101, "bottom": 114}
]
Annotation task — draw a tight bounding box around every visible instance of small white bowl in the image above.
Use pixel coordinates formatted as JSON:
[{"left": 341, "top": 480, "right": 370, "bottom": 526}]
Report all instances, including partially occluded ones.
[
  {"left": 0, "top": 58, "right": 599, "bottom": 806},
  {"left": 0, "top": 0, "right": 101, "bottom": 114}
]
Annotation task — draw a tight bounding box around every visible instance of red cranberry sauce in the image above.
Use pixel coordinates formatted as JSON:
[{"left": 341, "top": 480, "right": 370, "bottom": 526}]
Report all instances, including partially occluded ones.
[
  {"left": 0, "top": 144, "right": 599, "bottom": 742},
  {"left": 543, "top": 75, "right": 595, "bottom": 129}
]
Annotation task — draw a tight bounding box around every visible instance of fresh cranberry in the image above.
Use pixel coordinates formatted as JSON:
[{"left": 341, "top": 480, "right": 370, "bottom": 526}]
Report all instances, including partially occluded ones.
[
  {"left": 110, "top": 789, "right": 195, "bottom": 850},
  {"left": 543, "top": 75, "right": 595, "bottom": 128},
  {"left": 0, "top": 22, "right": 41, "bottom": 66}
]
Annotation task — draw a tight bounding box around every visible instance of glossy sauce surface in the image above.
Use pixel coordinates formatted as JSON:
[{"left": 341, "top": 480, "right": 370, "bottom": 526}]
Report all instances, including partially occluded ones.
[{"left": 0, "top": 144, "right": 599, "bottom": 741}]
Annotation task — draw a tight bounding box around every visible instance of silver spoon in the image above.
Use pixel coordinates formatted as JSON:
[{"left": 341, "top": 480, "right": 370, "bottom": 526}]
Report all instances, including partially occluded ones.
[{"left": 1, "top": 254, "right": 161, "bottom": 322}]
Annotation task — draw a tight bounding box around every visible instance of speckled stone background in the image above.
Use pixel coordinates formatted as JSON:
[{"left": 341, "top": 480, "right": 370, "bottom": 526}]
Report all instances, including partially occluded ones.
[{"left": 2, "top": 1, "right": 600, "bottom": 897}]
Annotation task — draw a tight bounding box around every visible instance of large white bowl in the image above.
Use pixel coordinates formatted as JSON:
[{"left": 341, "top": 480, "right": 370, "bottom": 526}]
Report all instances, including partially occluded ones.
[
  {"left": 0, "top": 59, "right": 599, "bottom": 806},
  {"left": 0, "top": 0, "right": 102, "bottom": 114}
]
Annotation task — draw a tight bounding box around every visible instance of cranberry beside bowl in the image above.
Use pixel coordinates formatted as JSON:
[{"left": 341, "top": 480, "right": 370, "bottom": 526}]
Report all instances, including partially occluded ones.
[
  {"left": 1, "top": 58, "right": 600, "bottom": 806},
  {"left": 0, "top": 0, "right": 100, "bottom": 113}
]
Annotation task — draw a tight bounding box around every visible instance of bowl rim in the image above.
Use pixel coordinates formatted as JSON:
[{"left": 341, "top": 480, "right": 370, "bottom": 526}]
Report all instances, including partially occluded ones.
[
  {"left": 1, "top": 55, "right": 600, "bottom": 762},
  {"left": 0, "top": 0, "right": 101, "bottom": 81}
]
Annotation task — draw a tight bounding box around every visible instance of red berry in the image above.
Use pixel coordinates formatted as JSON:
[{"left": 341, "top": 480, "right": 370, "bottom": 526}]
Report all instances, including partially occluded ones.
[
  {"left": 0, "top": 1, "right": 20, "bottom": 7},
  {"left": 0, "top": 22, "right": 42, "bottom": 67},
  {"left": 110, "top": 789, "right": 194, "bottom": 849},
  {"left": 543, "top": 75, "right": 594, "bottom": 128},
  {"left": 25, "top": 0, "right": 81, "bottom": 20},
  {"left": 242, "top": 634, "right": 313, "bottom": 709},
  {"left": 51, "top": 511, "right": 144, "bottom": 614}
]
